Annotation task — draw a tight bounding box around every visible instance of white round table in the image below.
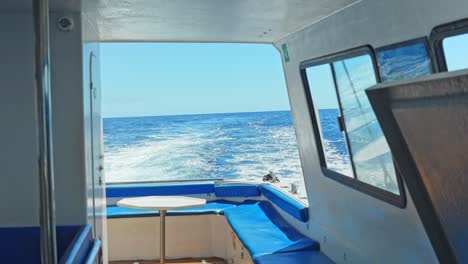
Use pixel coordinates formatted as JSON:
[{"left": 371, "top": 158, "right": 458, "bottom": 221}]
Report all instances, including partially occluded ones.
[{"left": 117, "top": 196, "right": 206, "bottom": 264}]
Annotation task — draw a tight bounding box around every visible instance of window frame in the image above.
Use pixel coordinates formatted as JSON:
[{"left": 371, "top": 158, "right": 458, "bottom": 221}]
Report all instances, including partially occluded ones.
[
  {"left": 300, "top": 46, "right": 406, "bottom": 208},
  {"left": 375, "top": 37, "right": 435, "bottom": 80},
  {"left": 431, "top": 18, "right": 468, "bottom": 72}
]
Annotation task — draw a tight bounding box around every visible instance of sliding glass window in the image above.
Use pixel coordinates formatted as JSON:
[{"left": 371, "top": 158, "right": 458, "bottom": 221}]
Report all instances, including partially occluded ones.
[
  {"left": 304, "top": 64, "right": 353, "bottom": 177},
  {"left": 376, "top": 39, "right": 432, "bottom": 82},
  {"left": 301, "top": 47, "right": 403, "bottom": 205},
  {"left": 443, "top": 33, "right": 468, "bottom": 71},
  {"left": 432, "top": 18, "right": 468, "bottom": 72}
]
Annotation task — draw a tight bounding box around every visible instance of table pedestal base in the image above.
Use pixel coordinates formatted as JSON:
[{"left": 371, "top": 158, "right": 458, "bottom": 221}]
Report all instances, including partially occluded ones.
[{"left": 160, "top": 210, "right": 166, "bottom": 264}]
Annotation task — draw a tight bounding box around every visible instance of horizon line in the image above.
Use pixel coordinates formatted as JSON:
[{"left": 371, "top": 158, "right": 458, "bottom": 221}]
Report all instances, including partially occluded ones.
[{"left": 103, "top": 109, "right": 292, "bottom": 119}]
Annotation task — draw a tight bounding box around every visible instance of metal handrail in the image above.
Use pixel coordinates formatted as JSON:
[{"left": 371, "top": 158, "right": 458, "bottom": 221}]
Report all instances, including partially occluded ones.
[{"left": 33, "top": 0, "right": 57, "bottom": 263}]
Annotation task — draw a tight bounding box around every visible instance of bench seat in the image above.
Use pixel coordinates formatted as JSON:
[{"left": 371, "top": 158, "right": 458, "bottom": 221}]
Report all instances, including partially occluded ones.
[
  {"left": 223, "top": 201, "right": 320, "bottom": 260},
  {"left": 107, "top": 200, "right": 243, "bottom": 218},
  {"left": 106, "top": 183, "right": 333, "bottom": 263}
]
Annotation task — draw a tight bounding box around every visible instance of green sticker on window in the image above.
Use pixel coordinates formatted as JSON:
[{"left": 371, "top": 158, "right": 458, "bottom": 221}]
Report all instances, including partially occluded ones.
[{"left": 281, "top": 43, "right": 290, "bottom": 63}]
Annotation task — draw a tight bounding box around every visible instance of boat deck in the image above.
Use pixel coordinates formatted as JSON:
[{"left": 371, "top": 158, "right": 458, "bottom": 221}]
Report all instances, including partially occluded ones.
[{"left": 110, "top": 257, "right": 226, "bottom": 264}]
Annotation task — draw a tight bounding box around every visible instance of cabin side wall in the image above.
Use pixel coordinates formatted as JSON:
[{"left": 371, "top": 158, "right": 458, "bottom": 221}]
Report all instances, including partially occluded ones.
[
  {"left": 0, "top": 12, "right": 40, "bottom": 227},
  {"left": 275, "top": 0, "right": 468, "bottom": 262},
  {"left": 0, "top": 11, "right": 87, "bottom": 227},
  {"left": 50, "top": 12, "right": 88, "bottom": 226}
]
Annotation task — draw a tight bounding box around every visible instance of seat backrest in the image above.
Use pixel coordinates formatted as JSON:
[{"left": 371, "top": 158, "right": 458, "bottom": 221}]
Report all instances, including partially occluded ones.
[
  {"left": 106, "top": 183, "right": 215, "bottom": 198},
  {"left": 214, "top": 183, "right": 261, "bottom": 197},
  {"left": 260, "top": 184, "right": 309, "bottom": 222}
]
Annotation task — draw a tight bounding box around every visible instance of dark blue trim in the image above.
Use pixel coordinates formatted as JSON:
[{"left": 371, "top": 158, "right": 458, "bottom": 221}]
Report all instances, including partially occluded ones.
[
  {"left": 214, "top": 184, "right": 261, "bottom": 197},
  {"left": 106, "top": 183, "right": 215, "bottom": 198},
  {"left": 260, "top": 184, "right": 309, "bottom": 222},
  {"left": 0, "top": 225, "right": 92, "bottom": 264}
]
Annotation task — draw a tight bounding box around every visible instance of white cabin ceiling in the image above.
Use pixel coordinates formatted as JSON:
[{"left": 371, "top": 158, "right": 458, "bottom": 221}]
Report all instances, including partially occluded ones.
[{"left": 82, "top": 0, "right": 360, "bottom": 43}]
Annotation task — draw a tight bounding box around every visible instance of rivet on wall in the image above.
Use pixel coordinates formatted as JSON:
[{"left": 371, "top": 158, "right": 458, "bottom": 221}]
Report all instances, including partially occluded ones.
[{"left": 57, "top": 16, "right": 74, "bottom": 32}]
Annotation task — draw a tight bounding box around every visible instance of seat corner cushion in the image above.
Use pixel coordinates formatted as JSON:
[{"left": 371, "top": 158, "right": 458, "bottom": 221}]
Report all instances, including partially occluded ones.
[
  {"left": 260, "top": 184, "right": 309, "bottom": 222},
  {"left": 224, "top": 201, "right": 319, "bottom": 259}
]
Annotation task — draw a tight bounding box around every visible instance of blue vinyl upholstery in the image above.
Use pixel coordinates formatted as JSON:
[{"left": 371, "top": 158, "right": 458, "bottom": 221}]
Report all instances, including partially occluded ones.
[
  {"left": 260, "top": 184, "right": 309, "bottom": 222},
  {"left": 223, "top": 201, "right": 319, "bottom": 259},
  {"left": 255, "top": 250, "right": 334, "bottom": 264},
  {"left": 106, "top": 182, "right": 215, "bottom": 198},
  {"left": 214, "top": 184, "right": 261, "bottom": 197},
  {"left": 107, "top": 200, "right": 240, "bottom": 218},
  {"left": 0, "top": 224, "right": 96, "bottom": 264}
]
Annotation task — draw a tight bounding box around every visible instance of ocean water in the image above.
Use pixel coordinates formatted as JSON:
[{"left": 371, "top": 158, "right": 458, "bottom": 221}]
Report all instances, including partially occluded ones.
[{"left": 103, "top": 110, "right": 348, "bottom": 201}]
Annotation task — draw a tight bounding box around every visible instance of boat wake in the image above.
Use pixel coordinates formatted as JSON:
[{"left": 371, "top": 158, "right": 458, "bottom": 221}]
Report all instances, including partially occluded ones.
[{"left": 104, "top": 111, "right": 352, "bottom": 203}]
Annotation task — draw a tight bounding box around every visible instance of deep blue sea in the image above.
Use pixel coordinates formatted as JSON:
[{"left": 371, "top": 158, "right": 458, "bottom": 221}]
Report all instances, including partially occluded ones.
[{"left": 103, "top": 110, "right": 348, "bottom": 200}]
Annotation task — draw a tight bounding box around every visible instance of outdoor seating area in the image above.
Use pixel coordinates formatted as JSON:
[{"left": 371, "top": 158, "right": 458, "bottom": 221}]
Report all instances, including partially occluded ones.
[{"left": 106, "top": 182, "right": 332, "bottom": 263}]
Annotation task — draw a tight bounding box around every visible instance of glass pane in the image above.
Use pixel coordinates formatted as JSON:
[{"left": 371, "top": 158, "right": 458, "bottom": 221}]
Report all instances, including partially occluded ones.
[
  {"left": 333, "top": 55, "right": 399, "bottom": 194},
  {"left": 443, "top": 33, "right": 468, "bottom": 71},
  {"left": 377, "top": 41, "right": 432, "bottom": 82},
  {"left": 305, "top": 64, "right": 354, "bottom": 177}
]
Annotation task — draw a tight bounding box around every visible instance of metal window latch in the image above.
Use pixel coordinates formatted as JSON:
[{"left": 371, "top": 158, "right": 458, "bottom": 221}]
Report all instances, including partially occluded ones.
[{"left": 337, "top": 115, "right": 345, "bottom": 132}]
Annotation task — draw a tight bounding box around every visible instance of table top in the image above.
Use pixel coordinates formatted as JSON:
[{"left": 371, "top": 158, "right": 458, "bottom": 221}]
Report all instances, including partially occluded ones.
[{"left": 117, "top": 196, "right": 206, "bottom": 210}]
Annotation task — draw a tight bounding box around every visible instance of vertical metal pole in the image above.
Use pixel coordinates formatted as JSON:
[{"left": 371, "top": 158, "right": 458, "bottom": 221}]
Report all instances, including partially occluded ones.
[
  {"left": 33, "top": 0, "right": 57, "bottom": 263},
  {"left": 160, "top": 210, "right": 166, "bottom": 264}
]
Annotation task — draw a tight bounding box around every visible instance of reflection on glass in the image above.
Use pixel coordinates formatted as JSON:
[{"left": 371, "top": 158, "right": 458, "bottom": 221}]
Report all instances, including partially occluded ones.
[
  {"left": 377, "top": 41, "right": 432, "bottom": 82},
  {"left": 443, "top": 33, "right": 468, "bottom": 71},
  {"left": 305, "top": 65, "right": 354, "bottom": 177},
  {"left": 333, "top": 55, "right": 399, "bottom": 194}
]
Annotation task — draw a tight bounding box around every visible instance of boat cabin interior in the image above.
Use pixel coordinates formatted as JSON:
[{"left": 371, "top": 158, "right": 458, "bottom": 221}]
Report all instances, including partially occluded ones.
[{"left": 1, "top": 0, "right": 468, "bottom": 263}]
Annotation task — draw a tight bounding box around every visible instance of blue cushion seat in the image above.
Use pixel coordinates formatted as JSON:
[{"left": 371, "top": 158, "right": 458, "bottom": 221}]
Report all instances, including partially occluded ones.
[
  {"left": 260, "top": 184, "right": 309, "bottom": 222},
  {"left": 223, "top": 201, "right": 319, "bottom": 259},
  {"left": 255, "top": 250, "right": 334, "bottom": 264},
  {"left": 107, "top": 200, "right": 240, "bottom": 218}
]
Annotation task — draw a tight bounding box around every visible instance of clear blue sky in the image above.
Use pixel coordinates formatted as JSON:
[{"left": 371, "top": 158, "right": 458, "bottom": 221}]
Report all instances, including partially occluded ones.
[
  {"left": 101, "top": 37, "right": 468, "bottom": 118},
  {"left": 101, "top": 43, "right": 290, "bottom": 118},
  {"left": 444, "top": 33, "right": 468, "bottom": 71}
]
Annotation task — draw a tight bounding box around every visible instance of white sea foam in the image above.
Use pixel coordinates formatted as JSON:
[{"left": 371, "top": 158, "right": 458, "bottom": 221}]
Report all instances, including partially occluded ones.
[{"left": 105, "top": 132, "right": 220, "bottom": 182}]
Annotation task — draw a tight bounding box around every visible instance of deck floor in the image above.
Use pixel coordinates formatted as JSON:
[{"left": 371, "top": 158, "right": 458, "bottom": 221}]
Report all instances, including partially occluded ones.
[{"left": 109, "top": 257, "right": 226, "bottom": 264}]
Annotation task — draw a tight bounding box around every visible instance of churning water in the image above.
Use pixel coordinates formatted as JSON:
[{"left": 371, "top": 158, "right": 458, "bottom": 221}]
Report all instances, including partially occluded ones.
[{"left": 103, "top": 110, "right": 349, "bottom": 202}]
